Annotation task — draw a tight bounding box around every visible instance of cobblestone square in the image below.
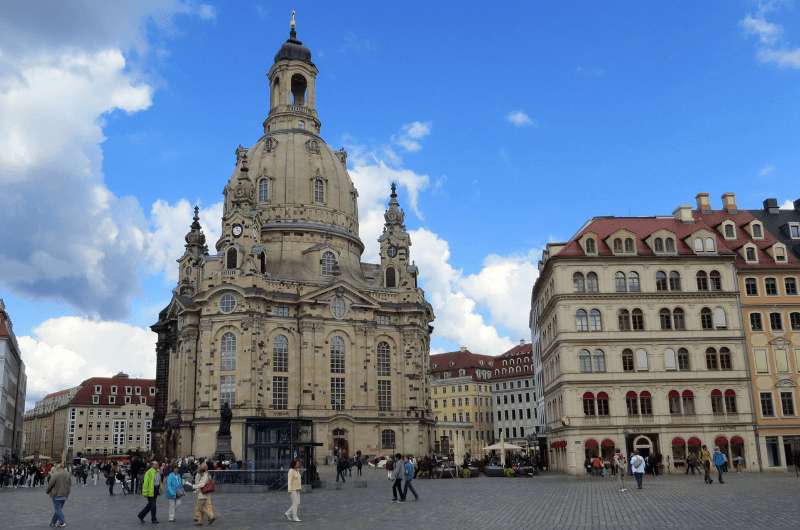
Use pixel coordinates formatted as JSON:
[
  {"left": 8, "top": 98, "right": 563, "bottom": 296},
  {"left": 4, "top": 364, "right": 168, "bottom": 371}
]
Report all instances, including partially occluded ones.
[{"left": 2, "top": 468, "right": 799, "bottom": 530}]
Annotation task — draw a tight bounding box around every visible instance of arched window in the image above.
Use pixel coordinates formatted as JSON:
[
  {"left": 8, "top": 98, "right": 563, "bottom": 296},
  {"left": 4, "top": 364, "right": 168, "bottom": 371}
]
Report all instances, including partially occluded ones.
[
  {"left": 618, "top": 309, "right": 631, "bottom": 331},
  {"left": 639, "top": 391, "right": 653, "bottom": 415},
  {"left": 711, "top": 389, "right": 724, "bottom": 415},
  {"left": 654, "top": 237, "right": 664, "bottom": 252},
  {"left": 613, "top": 238, "right": 623, "bottom": 253},
  {"left": 709, "top": 270, "right": 722, "bottom": 291},
  {"left": 226, "top": 247, "right": 237, "bottom": 269},
  {"left": 656, "top": 271, "right": 668, "bottom": 291},
  {"left": 665, "top": 238, "right": 675, "bottom": 252},
  {"left": 673, "top": 308, "right": 686, "bottom": 330},
  {"left": 321, "top": 251, "right": 337, "bottom": 277},
  {"left": 696, "top": 271, "right": 709, "bottom": 291},
  {"left": 273, "top": 335, "right": 288, "bottom": 372},
  {"left": 719, "top": 347, "right": 732, "bottom": 370},
  {"left": 635, "top": 349, "right": 649, "bottom": 370},
  {"left": 583, "top": 392, "right": 596, "bottom": 416},
  {"left": 592, "top": 349, "right": 606, "bottom": 372},
  {"left": 745, "top": 246, "right": 757, "bottom": 262},
  {"left": 596, "top": 392, "right": 609, "bottom": 416},
  {"left": 589, "top": 309, "right": 602, "bottom": 331},
  {"left": 381, "top": 429, "right": 396, "bottom": 449},
  {"left": 628, "top": 272, "right": 640, "bottom": 292},
  {"left": 724, "top": 389, "right": 737, "bottom": 413},
  {"left": 330, "top": 336, "right": 345, "bottom": 373},
  {"left": 693, "top": 238, "right": 704, "bottom": 252},
  {"left": 615, "top": 272, "right": 627, "bottom": 292},
  {"left": 377, "top": 341, "right": 391, "bottom": 376},
  {"left": 668, "top": 390, "right": 681, "bottom": 414},
  {"left": 586, "top": 272, "right": 599, "bottom": 292},
  {"left": 704, "top": 237, "right": 715, "bottom": 252},
  {"left": 575, "top": 309, "right": 589, "bottom": 331},
  {"left": 705, "top": 347, "right": 718, "bottom": 370},
  {"left": 664, "top": 348, "right": 677, "bottom": 370},
  {"left": 700, "top": 308, "right": 713, "bottom": 330},
  {"left": 290, "top": 73, "right": 307, "bottom": 105},
  {"left": 625, "top": 391, "right": 638, "bottom": 416},
  {"left": 578, "top": 349, "right": 592, "bottom": 372},
  {"left": 624, "top": 238, "right": 635, "bottom": 253},
  {"left": 573, "top": 272, "right": 585, "bottom": 292},
  {"left": 659, "top": 308, "right": 672, "bottom": 330},
  {"left": 744, "top": 277, "right": 758, "bottom": 295},
  {"left": 585, "top": 238, "right": 596, "bottom": 254},
  {"left": 259, "top": 251, "right": 267, "bottom": 274},
  {"left": 385, "top": 267, "right": 397, "bottom": 288},
  {"left": 713, "top": 307, "right": 727, "bottom": 329},
  {"left": 258, "top": 178, "right": 269, "bottom": 202},
  {"left": 622, "top": 349, "right": 634, "bottom": 372},
  {"left": 677, "top": 348, "right": 690, "bottom": 370},
  {"left": 681, "top": 390, "right": 695, "bottom": 415},
  {"left": 313, "top": 177, "right": 325, "bottom": 203},
  {"left": 724, "top": 224, "right": 735, "bottom": 239},
  {"left": 221, "top": 332, "right": 236, "bottom": 371},
  {"left": 631, "top": 309, "right": 645, "bottom": 330},
  {"left": 669, "top": 271, "right": 681, "bottom": 291}
]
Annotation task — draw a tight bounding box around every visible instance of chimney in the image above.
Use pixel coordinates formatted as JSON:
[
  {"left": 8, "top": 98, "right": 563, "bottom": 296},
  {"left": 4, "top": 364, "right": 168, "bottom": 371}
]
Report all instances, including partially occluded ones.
[
  {"left": 763, "top": 198, "right": 779, "bottom": 215},
  {"left": 795, "top": 198, "right": 800, "bottom": 212},
  {"left": 695, "top": 192, "right": 711, "bottom": 213},
  {"left": 519, "top": 339, "right": 526, "bottom": 345},
  {"left": 722, "top": 192, "right": 737, "bottom": 213},
  {"left": 459, "top": 346, "right": 467, "bottom": 352},
  {"left": 673, "top": 204, "right": 694, "bottom": 223}
]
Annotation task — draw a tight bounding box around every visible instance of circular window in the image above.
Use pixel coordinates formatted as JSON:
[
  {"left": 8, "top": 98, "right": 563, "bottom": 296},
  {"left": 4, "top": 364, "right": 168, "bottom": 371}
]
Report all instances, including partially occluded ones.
[
  {"left": 219, "top": 293, "right": 237, "bottom": 313},
  {"left": 330, "top": 296, "right": 347, "bottom": 319}
]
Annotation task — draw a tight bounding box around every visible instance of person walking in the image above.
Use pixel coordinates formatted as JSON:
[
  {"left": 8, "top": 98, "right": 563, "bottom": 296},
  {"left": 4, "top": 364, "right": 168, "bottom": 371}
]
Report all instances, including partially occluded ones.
[
  {"left": 402, "top": 455, "right": 418, "bottom": 501},
  {"left": 165, "top": 464, "right": 184, "bottom": 523},
  {"left": 193, "top": 463, "right": 216, "bottom": 526},
  {"left": 47, "top": 463, "right": 71, "bottom": 528},
  {"left": 106, "top": 462, "right": 117, "bottom": 496},
  {"left": 391, "top": 454, "right": 404, "bottom": 502},
  {"left": 137, "top": 460, "right": 160, "bottom": 524},
  {"left": 713, "top": 447, "right": 728, "bottom": 484},
  {"left": 613, "top": 450, "right": 627, "bottom": 492},
  {"left": 629, "top": 450, "right": 645, "bottom": 490},
  {"left": 335, "top": 454, "right": 347, "bottom": 483},
  {"left": 686, "top": 452, "right": 697, "bottom": 475},
  {"left": 699, "top": 445, "right": 713, "bottom": 484},
  {"left": 355, "top": 450, "right": 363, "bottom": 477},
  {"left": 284, "top": 459, "right": 302, "bottom": 522}
]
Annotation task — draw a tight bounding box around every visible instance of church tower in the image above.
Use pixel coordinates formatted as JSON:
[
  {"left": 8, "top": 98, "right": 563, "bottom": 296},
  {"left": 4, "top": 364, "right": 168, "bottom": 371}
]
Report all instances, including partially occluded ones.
[{"left": 151, "top": 13, "right": 434, "bottom": 466}]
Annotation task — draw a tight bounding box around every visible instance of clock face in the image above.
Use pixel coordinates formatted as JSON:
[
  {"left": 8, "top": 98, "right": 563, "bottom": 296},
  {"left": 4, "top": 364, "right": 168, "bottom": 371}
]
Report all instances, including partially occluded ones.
[
  {"left": 387, "top": 245, "right": 398, "bottom": 258},
  {"left": 232, "top": 224, "right": 243, "bottom": 237}
]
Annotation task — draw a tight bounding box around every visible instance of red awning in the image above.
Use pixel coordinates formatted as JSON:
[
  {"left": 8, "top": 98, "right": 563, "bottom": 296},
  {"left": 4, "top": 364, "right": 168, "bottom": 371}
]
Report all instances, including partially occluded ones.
[
  {"left": 585, "top": 438, "right": 599, "bottom": 449},
  {"left": 682, "top": 390, "right": 694, "bottom": 398},
  {"left": 550, "top": 441, "right": 557, "bottom": 448},
  {"left": 625, "top": 390, "right": 637, "bottom": 399},
  {"left": 715, "top": 435, "right": 729, "bottom": 447},
  {"left": 672, "top": 437, "right": 686, "bottom": 446},
  {"left": 687, "top": 437, "right": 702, "bottom": 446},
  {"left": 730, "top": 436, "right": 744, "bottom": 446},
  {"left": 597, "top": 391, "right": 609, "bottom": 400},
  {"left": 582, "top": 391, "right": 595, "bottom": 399},
  {"left": 724, "top": 389, "right": 736, "bottom": 397},
  {"left": 710, "top": 389, "right": 722, "bottom": 397},
  {"left": 640, "top": 390, "right": 652, "bottom": 398},
  {"left": 557, "top": 440, "right": 567, "bottom": 448},
  {"left": 668, "top": 390, "right": 680, "bottom": 399},
  {"left": 601, "top": 438, "right": 615, "bottom": 448}
]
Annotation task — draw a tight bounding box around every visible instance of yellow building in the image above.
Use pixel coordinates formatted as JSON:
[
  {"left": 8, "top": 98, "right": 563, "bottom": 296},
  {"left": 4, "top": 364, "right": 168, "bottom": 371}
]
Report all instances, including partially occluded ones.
[{"left": 430, "top": 349, "right": 495, "bottom": 458}]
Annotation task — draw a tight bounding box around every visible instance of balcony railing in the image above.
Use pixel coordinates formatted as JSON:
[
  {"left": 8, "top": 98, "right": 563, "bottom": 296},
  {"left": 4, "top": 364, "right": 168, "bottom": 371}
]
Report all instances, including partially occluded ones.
[{"left": 551, "top": 412, "right": 752, "bottom": 429}]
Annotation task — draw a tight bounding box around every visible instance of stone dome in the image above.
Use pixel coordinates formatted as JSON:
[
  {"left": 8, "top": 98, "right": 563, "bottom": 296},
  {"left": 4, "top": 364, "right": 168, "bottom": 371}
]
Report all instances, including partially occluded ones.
[{"left": 274, "top": 34, "right": 313, "bottom": 65}]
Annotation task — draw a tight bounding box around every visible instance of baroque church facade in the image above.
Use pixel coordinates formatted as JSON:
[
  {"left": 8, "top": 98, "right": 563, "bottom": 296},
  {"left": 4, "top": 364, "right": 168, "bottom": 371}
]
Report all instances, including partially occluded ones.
[{"left": 151, "top": 19, "right": 434, "bottom": 465}]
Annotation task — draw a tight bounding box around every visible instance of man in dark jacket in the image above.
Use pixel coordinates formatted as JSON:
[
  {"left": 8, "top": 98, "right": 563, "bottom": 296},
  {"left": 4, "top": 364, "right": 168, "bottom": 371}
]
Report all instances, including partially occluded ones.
[{"left": 47, "top": 464, "right": 71, "bottom": 528}]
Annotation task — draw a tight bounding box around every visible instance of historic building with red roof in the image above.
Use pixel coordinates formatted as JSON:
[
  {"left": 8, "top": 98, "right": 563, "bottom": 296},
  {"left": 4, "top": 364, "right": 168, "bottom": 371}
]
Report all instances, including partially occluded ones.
[{"left": 489, "top": 341, "right": 536, "bottom": 447}]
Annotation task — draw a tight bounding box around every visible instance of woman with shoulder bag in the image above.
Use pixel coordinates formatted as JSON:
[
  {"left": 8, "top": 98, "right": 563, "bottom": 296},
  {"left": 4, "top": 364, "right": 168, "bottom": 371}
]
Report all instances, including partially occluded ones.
[
  {"left": 166, "top": 464, "right": 184, "bottom": 523},
  {"left": 193, "top": 463, "right": 216, "bottom": 526},
  {"left": 284, "top": 459, "right": 303, "bottom": 522}
]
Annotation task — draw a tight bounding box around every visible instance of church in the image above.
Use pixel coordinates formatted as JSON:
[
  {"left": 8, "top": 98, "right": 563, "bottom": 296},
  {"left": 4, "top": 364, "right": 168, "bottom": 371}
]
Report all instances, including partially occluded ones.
[{"left": 150, "top": 16, "right": 435, "bottom": 466}]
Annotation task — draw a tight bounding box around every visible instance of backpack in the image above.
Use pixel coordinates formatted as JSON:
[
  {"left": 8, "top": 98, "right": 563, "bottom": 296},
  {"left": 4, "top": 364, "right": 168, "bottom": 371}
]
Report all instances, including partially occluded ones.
[{"left": 385, "top": 459, "right": 394, "bottom": 471}]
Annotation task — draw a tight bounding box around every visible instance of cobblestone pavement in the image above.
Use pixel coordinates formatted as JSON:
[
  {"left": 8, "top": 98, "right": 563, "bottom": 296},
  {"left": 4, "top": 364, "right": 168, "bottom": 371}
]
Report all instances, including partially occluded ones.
[{"left": 2, "top": 468, "right": 799, "bottom": 529}]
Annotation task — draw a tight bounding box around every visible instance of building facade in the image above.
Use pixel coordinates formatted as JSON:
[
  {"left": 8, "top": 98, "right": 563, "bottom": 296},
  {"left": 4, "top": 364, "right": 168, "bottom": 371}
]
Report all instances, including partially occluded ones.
[
  {"left": 23, "top": 373, "right": 155, "bottom": 461},
  {"left": 490, "top": 341, "right": 536, "bottom": 445},
  {"left": 430, "top": 349, "right": 495, "bottom": 457},
  {"left": 742, "top": 197, "right": 800, "bottom": 470},
  {"left": 531, "top": 205, "right": 756, "bottom": 475},
  {"left": 0, "top": 299, "right": 26, "bottom": 462},
  {"left": 151, "top": 19, "right": 434, "bottom": 465}
]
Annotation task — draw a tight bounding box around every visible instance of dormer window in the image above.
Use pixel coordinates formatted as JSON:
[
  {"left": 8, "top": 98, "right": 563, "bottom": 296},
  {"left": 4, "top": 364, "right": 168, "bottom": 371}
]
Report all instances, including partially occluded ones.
[
  {"left": 751, "top": 222, "right": 763, "bottom": 239},
  {"left": 613, "top": 238, "right": 623, "bottom": 253},
  {"left": 704, "top": 238, "right": 715, "bottom": 252},
  {"left": 723, "top": 222, "right": 736, "bottom": 240},
  {"left": 585, "top": 238, "right": 596, "bottom": 254},
  {"left": 654, "top": 238, "right": 664, "bottom": 252},
  {"left": 745, "top": 245, "right": 758, "bottom": 263},
  {"left": 789, "top": 223, "right": 800, "bottom": 240},
  {"left": 94, "top": 385, "right": 102, "bottom": 394},
  {"left": 624, "top": 238, "right": 635, "bottom": 253},
  {"left": 774, "top": 245, "right": 787, "bottom": 262},
  {"left": 665, "top": 238, "right": 675, "bottom": 253},
  {"left": 693, "top": 238, "right": 703, "bottom": 252}
]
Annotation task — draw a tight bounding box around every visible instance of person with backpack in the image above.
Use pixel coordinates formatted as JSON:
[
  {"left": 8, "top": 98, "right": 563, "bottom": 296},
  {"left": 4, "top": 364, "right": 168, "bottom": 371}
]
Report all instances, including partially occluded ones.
[
  {"left": 137, "top": 460, "right": 160, "bottom": 524},
  {"left": 712, "top": 447, "right": 728, "bottom": 484},
  {"left": 402, "top": 455, "right": 418, "bottom": 501},
  {"left": 390, "top": 454, "right": 404, "bottom": 502},
  {"left": 629, "top": 450, "right": 645, "bottom": 490},
  {"left": 686, "top": 452, "right": 698, "bottom": 475}
]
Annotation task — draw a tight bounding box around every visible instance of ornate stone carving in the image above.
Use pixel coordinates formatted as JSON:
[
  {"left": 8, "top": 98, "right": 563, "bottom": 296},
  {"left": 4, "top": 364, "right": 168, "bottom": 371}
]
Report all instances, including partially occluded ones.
[
  {"left": 335, "top": 148, "right": 347, "bottom": 166},
  {"left": 305, "top": 138, "right": 321, "bottom": 154}
]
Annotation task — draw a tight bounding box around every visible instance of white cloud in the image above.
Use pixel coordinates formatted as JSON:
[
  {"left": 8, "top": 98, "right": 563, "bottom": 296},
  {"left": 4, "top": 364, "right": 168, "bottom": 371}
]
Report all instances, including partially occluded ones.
[
  {"left": 460, "top": 251, "right": 540, "bottom": 338},
  {"left": 411, "top": 228, "right": 521, "bottom": 354},
  {"left": 392, "top": 121, "right": 432, "bottom": 152},
  {"left": 759, "top": 164, "right": 776, "bottom": 177},
  {"left": 19, "top": 316, "right": 156, "bottom": 409},
  {"left": 146, "top": 199, "right": 223, "bottom": 281},
  {"left": 0, "top": 1, "right": 213, "bottom": 318},
  {"left": 194, "top": 3, "right": 217, "bottom": 20},
  {"left": 506, "top": 110, "right": 534, "bottom": 127},
  {"left": 758, "top": 47, "right": 800, "bottom": 68},
  {"left": 740, "top": 6, "right": 800, "bottom": 70},
  {"left": 741, "top": 14, "right": 782, "bottom": 45}
]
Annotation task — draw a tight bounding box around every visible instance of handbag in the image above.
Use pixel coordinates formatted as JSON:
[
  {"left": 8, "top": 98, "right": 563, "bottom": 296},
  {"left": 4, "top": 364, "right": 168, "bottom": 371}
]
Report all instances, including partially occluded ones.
[
  {"left": 200, "top": 479, "right": 215, "bottom": 494},
  {"left": 176, "top": 488, "right": 185, "bottom": 499}
]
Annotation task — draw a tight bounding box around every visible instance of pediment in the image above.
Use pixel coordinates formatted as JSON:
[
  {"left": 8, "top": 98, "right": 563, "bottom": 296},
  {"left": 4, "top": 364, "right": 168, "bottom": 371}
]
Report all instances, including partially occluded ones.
[
  {"left": 768, "top": 336, "right": 792, "bottom": 348},
  {"left": 302, "top": 242, "right": 336, "bottom": 255},
  {"left": 776, "top": 378, "right": 796, "bottom": 388},
  {"left": 299, "top": 282, "right": 381, "bottom": 308}
]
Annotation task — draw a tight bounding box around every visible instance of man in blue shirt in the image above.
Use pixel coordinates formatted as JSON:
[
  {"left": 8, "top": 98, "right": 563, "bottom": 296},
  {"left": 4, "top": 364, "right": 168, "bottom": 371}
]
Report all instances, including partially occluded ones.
[
  {"left": 712, "top": 447, "right": 728, "bottom": 484},
  {"left": 402, "top": 455, "right": 418, "bottom": 501}
]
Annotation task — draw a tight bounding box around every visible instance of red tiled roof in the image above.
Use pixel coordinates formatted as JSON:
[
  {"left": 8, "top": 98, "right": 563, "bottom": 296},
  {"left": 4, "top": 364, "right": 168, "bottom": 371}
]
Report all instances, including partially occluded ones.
[
  {"left": 499, "top": 342, "right": 532, "bottom": 358},
  {"left": 491, "top": 343, "right": 533, "bottom": 380},
  {"left": 429, "top": 350, "right": 495, "bottom": 374},
  {"left": 43, "top": 388, "right": 73, "bottom": 400},
  {"left": 70, "top": 375, "right": 156, "bottom": 407}
]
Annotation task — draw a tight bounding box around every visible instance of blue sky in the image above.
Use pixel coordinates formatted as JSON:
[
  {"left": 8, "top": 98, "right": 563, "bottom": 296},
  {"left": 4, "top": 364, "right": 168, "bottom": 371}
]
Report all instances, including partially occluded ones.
[{"left": 1, "top": 0, "right": 799, "bottom": 406}]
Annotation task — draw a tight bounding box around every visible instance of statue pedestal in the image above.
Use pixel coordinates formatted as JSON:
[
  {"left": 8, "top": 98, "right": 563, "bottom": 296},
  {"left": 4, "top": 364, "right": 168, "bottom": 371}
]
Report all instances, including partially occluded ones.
[{"left": 215, "top": 433, "right": 235, "bottom": 461}]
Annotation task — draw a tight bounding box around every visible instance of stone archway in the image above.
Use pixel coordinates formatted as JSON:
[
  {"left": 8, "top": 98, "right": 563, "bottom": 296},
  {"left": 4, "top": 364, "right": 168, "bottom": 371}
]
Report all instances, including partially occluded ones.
[
  {"left": 332, "top": 428, "right": 348, "bottom": 458},
  {"left": 633, "top": 435, "right": 653, "bottom": 459}
]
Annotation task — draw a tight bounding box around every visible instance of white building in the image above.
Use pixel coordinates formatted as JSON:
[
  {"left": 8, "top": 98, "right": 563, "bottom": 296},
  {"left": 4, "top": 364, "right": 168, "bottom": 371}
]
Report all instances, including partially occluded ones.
[{"left": 490, "top": 341, "right": 536, "bottom": 445}]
